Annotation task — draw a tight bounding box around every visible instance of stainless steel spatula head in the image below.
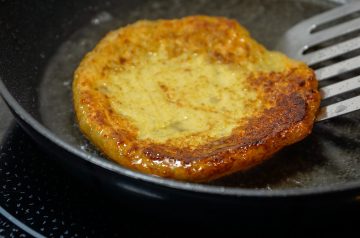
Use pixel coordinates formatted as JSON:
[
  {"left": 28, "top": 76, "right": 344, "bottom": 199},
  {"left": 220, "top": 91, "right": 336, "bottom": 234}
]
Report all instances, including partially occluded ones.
[{"left": 276, "top": 1, "right": 360, "bottom": 121}]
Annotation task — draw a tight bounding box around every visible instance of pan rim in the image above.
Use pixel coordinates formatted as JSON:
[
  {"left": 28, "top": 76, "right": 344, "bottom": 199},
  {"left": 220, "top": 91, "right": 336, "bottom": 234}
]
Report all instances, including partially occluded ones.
[{"left": 1, "top": 79, "right": 360, "bottom": 199}]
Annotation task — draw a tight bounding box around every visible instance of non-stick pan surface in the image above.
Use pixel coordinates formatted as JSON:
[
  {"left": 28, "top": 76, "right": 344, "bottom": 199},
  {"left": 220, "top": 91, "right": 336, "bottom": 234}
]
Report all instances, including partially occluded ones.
[{"left": 1, "top": 0, "right": 360, "bottom": 203}]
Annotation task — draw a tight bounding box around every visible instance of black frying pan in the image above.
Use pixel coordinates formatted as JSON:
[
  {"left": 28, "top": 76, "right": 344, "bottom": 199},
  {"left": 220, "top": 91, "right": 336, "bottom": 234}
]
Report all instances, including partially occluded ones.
[{"left": 1, "top": 0, "right": 360, "bottom": 208}]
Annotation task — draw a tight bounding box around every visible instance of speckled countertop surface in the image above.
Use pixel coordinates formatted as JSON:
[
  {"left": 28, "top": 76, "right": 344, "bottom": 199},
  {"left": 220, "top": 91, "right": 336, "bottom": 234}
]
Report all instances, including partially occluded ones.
[{"left": 0, "top": 99, "right": 132, "bottom": 237}]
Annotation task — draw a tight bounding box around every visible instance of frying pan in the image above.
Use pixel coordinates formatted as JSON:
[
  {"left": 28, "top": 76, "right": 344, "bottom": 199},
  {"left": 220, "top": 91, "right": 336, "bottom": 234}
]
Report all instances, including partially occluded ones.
[{"left": 1, "top": 0, "right": 360, "bottom": 208}]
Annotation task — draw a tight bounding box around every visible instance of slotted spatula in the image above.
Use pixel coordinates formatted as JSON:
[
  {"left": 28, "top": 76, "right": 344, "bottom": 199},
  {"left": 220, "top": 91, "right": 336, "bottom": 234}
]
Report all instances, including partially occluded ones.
[{"left": 276, "top": 0, "right": 360, "bottom": 121}]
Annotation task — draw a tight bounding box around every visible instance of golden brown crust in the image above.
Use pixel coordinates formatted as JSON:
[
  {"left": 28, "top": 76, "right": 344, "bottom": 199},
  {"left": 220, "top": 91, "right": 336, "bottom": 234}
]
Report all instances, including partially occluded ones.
[{"left": 73, "top": 16, "right": 320, "bottom": 182}]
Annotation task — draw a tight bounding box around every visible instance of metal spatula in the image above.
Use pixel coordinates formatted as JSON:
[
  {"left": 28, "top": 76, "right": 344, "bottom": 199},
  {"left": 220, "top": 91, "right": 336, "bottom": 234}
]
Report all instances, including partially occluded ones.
[{"left": 276, "top": 1, "right": 360, "bottom": 121}]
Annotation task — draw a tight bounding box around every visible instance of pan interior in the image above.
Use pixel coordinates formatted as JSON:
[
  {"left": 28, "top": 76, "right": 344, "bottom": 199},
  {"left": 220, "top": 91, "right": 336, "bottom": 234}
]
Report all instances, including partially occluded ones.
[{"left": 39, "top": 0, "right": 360, "bottom": 190}]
